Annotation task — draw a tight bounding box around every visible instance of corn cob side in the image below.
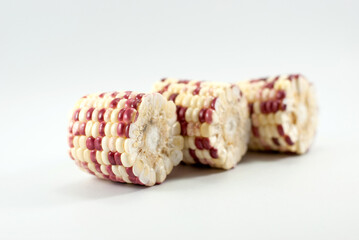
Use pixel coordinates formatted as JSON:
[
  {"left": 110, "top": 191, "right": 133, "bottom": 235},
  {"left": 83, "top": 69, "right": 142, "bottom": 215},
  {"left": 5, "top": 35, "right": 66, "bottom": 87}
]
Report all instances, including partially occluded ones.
[
  {"left": 238, "top": 74, "right": 318, "bottom": 154},
  {"left": 153, "top": 79, "right": 250, "bottom": 170},
  {"left": 68, "top": 91, "right": 183, "bottom": 186}
]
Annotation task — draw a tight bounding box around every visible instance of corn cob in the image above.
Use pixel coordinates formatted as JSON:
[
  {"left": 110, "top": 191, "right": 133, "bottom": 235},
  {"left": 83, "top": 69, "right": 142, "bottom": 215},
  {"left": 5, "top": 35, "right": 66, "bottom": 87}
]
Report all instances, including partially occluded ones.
[
  {"left": 153, "top": 78, "right": 250, "bottom": 170},
  {"left": 68, "top": 91, "right": 183, "bottom": 186},
  {"left": 238, "top": 74, "right": 318, "bottom": 154}
]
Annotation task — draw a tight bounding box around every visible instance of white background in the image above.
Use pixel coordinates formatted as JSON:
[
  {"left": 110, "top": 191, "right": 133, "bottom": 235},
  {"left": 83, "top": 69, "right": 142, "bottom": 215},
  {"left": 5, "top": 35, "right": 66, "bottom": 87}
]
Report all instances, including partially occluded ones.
[{"left": 1, "top": 0, "right": 358, "bottom": 239}]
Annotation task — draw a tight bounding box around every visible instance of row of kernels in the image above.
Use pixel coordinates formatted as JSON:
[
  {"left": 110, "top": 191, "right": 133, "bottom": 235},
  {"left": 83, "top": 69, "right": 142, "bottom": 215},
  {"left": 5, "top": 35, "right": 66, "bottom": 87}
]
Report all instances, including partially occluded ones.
[
  {"left": 252, "top": 111, "right": 292, "bottom": 126},
  {"left": 71, "top": 145, "right": 132, "bottom": 168},
  {"left": 181, "top": 107, "right": 218, "bottom": 124},
  {"left": 186, "top": 148, "right": 212, "bottom": 163},
  {"left": 185, "top": 136, "right": 210, "bottom": 150},
  {"left": 183, "top": 122, "right": 215, "bottom": 137},
  {"left": 74, "top": 94, "right": 143, "bottom": 120},
  {"left": 72, "top": 135, "right": 126, "bottom": 153},
  {"left": 172, "top": 93, "right": 213, "bottom": 110},
  {"left": 80, "top": 158, "right": 131, "bottom": 183}
]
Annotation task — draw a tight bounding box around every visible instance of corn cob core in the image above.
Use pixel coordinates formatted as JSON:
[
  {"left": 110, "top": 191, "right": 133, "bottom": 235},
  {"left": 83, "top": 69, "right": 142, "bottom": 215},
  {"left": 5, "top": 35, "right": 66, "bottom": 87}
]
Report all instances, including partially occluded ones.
[
  {"left": 238, "top": 74, "right": 318, "bottom": 154},
  {"left": 153, "top": 78, "right": 250, "bottom": 170},
  {"left": 68, "top": 91, "right": 183, "bottom": 186}
]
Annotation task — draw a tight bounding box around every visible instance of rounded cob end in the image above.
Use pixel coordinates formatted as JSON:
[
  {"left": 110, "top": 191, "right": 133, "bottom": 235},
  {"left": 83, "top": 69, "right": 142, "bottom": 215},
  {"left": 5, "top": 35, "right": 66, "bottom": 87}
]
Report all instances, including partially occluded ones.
[
  {"left": 211, "top": 85, "right": 250, "bottom": 169},
  {"left": 128, "top": 93, "right": 184, "bottom": 185}
]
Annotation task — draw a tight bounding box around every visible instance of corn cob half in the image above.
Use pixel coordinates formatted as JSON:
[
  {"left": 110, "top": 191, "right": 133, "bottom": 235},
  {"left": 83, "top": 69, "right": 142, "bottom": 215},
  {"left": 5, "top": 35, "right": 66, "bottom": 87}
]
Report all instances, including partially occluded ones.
[
  {"left": 68, "top": 91, "right": 183, "bottom": 186},
  {"left": 238, "top": 74, "right": 318, "bottom": 154},
  {"left": 153, "top": 78, "right": 250, "bottom": 170}
]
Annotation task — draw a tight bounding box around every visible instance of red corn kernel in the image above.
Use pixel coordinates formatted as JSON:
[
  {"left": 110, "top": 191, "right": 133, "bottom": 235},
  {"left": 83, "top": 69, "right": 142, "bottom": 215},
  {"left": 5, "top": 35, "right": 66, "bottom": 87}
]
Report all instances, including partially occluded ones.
[
  {"left": 284, "top": 135, "right": 294, "bottom": 145},
  {"left": 106, "top": 165, "right": 116, "bottom": 177},
  {"left": 159, "top": 84, "right": 169, "bottom": 94},
  {"left": 123, "top": 108, "right": 136, "bottom": 124},
  {"left": 98, "top": 108, "right": 106, "bottom": 121},
  {"left": 117, "top": 123, "right": 126, "bottom": 137},
  {"left": 199, "top": 109, "right": 206, "bottom": 123},
  {"left": 209, "top": 148, "right": 219, "bottom": 159},
  {"left": 266, "top": 101, "right": 273, "bottom": 113},
  {"left": 79, "top": 122, "right": 86, "bottom": 135},
  {"left": 109, "top": 98, "right": 121, "bottom": 108},
  {"left": 204, "top": 109, "right": 214, "bottom": 123},
  {"left": 202, "top": 138, "right": 211, "bottom": 150},
  {"left": 180, "top": 121, "right": 188, "bottom": 136},
  {"left": 272, "top": 137, "right": 280, "bottom": 146},
  {"left": 252, "top": 126, "right": 260, "bottom": 137},
  {"left": 249, "top": 103, "right": 254, "bottom": 115},
  {"left": 178, "top": 107, "right": 187, "bottom": 122},
  {"left": 260, "top": 102, "right": 267, "bottom": 114},
  {"left": 277, "top": 125, "right": 285, "bottom": 136},
  {"left": 86, "top": 136, "right": 95, "bottom": 150},
  {"left": 125, "top": 124, "right": 131, "bottom": 138},
  {"left": 108, "top": 152, "right": 116, "bottom": 165},
  {"left": 193, "top": 87, "right": 201, "bottom": 95},
  {"left": 99, "top": 92, "right": 106, "bottom": 98},
  {"left": 135, "top": 93, "right": 145, "bottom": 100},
  {"left": 99, "top": 122, "right": 106, "bottom": 137},
  {"left": 114, "top": 152, "right": 122, "bottom": 165},
  {"left": 189, "top": 149, "right": 200, "bottom": 162},
  {"left": 118, "top": 108, "right": 126, "bottom": 122},
  {"left": 178, "top": 80, "right": 189, "bottom": 84},
  {"left": 195, "top": 137, "right": 204, "bottom": 150},
  {"left": 73, "top": 109, "right": 80, "bottom": 121},
  {"left": 125, "top": 99, "right": 139, "bottom": 109},
  {"left": 68, "top": 136, "right": 74, "bottom": 148},
  {"left": 271, "top": 101, "right": 279, "bottom": 112},
  {"left": 288, "top": 74, "right": 299, "bottom": 81},
  {"left": 210, "top": 98, "right": 218, "bottom": 110},
  {"left": 126, "top": 167, "right": 138, "bottom": 183},
  {"left": 276, "top": 90, "right": 286, "bottom": 100},
  {"left": 123, "top": 91, "right": 132, "bottom": 99},
  {"left": 90, "top": 150, "right": 97, "bottom": 163},
  {"left": 169, "top": 93, "right": 178, "bottom": 102},
  {"left": 263, "top": 81, "right": 275, "bottom": 89},
  {"left": 111, "top": 92, "right": 119, "bottom": 97},
  {"left": 86, "top": 108, "right": 95, "bottom": 120},
  {"left": 94, "top": 163, "right": 102, "bottom": 173},
  {"left": 94, "top": 137, "right": 102, "bottom": 151}
]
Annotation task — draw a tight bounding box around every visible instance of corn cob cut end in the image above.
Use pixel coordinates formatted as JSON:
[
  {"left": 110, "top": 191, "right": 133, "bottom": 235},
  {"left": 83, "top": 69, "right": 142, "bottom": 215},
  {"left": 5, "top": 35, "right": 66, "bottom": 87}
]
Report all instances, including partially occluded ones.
[
  {"left": 238, "top": 74, "right": 318, "bottom": 154},
  {"left": 154, "top": 78, "right": 250, "bottom": 169},
  {"left": 68, "top": 91, "right": 183, "bottom": 186}
]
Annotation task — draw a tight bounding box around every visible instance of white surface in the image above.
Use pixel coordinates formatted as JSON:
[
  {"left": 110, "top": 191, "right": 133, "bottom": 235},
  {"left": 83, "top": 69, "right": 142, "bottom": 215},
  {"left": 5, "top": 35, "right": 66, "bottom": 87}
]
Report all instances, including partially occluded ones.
[{"left": 1, "top": 0, "right": 358, "bottom": 239}]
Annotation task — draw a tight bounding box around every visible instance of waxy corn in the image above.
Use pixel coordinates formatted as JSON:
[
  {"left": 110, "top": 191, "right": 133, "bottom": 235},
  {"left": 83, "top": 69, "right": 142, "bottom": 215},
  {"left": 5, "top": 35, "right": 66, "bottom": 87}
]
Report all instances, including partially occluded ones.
[
  {"left": 68, "top": 91, "right": 183, "bottom": 186},
  {"left": 153, "top": 78, "right": 250, "bottom": 169},
  {"left": 238, "top": 74, "right": 318, "bottom": 154}
]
